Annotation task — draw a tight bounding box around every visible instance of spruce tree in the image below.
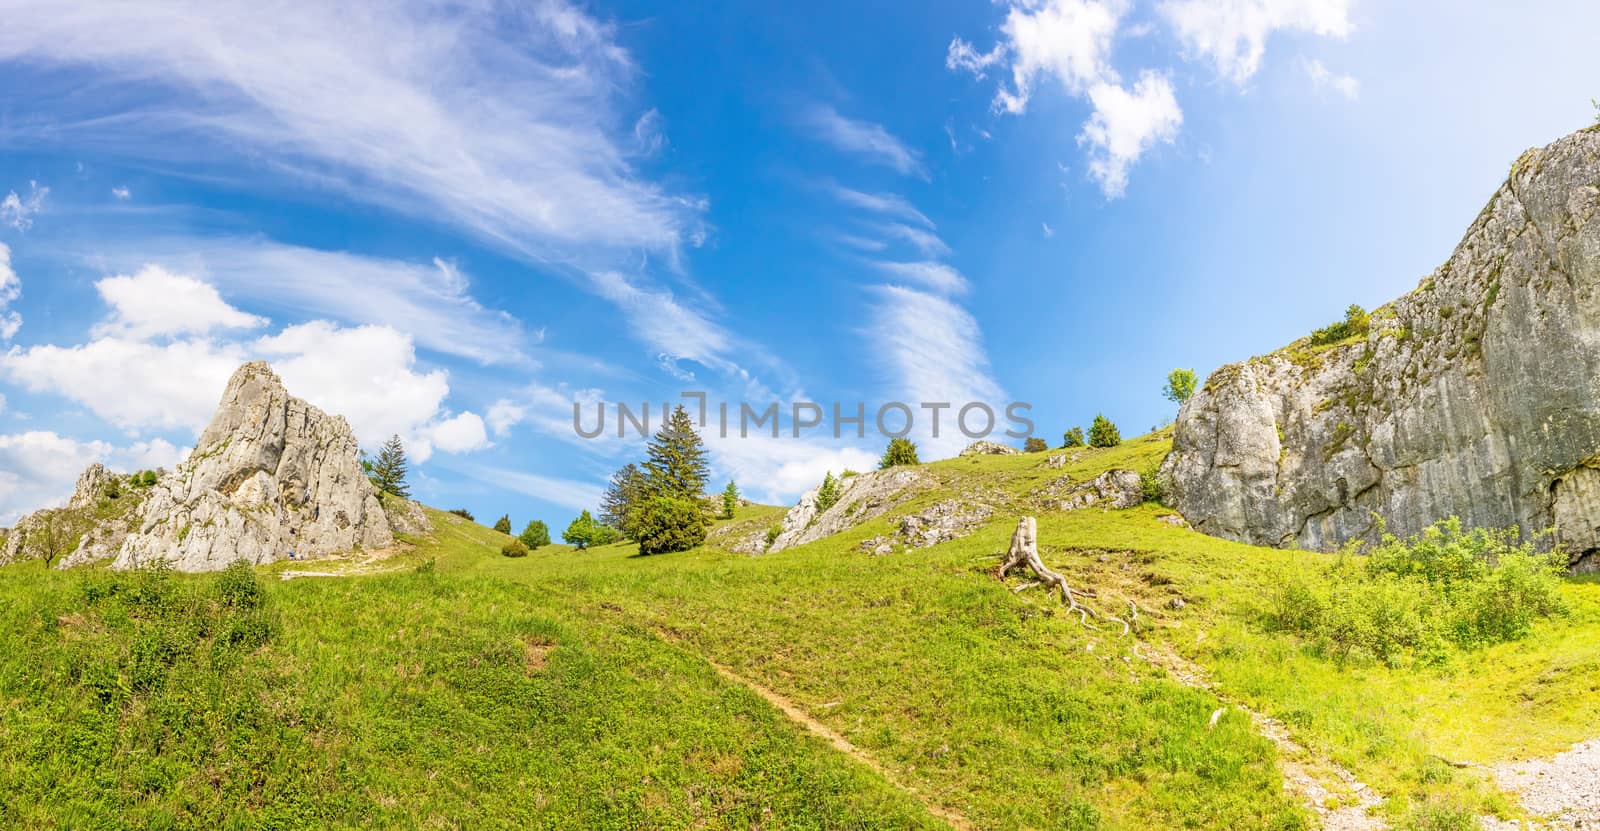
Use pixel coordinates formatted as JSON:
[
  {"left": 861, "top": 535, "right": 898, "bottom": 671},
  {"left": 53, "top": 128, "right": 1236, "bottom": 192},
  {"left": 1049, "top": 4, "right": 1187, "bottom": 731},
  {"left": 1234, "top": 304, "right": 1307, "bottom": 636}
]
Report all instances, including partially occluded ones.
[
  {"left": 1062, "top": 427, "right": 1085, "bottom": 448},
  {"left": 494, "top": 514, "right": 512, "bottom": 534},
  {"left": 601, "top": 463, "right": 648, "bottom": 538},
  {"left": 371, "top": 435, "right": 411, "bottom": 500},
  {"left": 643, "top": 405, "right": 710, "bottom": 501},
  {"left": 1088, "top": 414, "right": 1121, "bottom": 448},
  {"left": 878, "top": 437, "right": 920, "bottom": 469},
  {"left": 815, "top": 471, "right": 842, "bottom": 512},
  {"left": 720, "top": 481, "right": 740, "bottom": 520}
]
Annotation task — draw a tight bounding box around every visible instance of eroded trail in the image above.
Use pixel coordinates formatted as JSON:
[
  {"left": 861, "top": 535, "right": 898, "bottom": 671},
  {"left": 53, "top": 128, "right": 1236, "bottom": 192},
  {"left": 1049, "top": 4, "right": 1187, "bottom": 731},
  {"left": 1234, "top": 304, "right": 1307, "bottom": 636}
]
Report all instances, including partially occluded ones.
[
  {"left": 1490, "top": 739, "right": 1600, "bottom": 830},
  {"left": 654, "top": 629, "right": 977, "bottom": 831},
  {"left": 1140, "top": 643, "right": 1388, "bottom": 831}
]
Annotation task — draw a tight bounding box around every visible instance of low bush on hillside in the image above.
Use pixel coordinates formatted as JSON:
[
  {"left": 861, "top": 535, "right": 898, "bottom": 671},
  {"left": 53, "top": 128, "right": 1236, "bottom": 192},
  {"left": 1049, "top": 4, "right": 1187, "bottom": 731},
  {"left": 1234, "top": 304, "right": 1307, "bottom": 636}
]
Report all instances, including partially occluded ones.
[
  {"left": 1268, "top": 518, "right": 1566, "bottom": 666},
  {"left": 501, "top": 539, "right": 530, "bottom": 558},
  {"left": 448, "top": 508, "right": 475, "bottom": 521},
  {"left": 634, "top": 497, "right": 708, "bottom": 556},
  {"left": 1023, "top": 437, "right": 1049, "bottom": 453},
  {"left": 1309, "top": 303, "right": 1371, "bottom": 346}
]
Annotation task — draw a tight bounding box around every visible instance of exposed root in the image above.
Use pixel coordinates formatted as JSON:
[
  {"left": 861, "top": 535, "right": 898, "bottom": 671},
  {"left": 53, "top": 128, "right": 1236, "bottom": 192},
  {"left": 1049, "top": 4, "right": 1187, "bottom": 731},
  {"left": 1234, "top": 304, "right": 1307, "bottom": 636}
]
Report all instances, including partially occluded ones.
[{"left": 997, "top": 516, "right": 1115, "bottom": 629}]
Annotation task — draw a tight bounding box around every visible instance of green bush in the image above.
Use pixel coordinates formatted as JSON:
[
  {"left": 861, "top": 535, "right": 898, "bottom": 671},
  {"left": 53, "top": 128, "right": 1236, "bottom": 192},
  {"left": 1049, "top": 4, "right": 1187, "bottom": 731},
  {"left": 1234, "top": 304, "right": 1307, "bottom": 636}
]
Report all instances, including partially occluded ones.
[
  {"left": 1062, "top": 427, "right": 1085, "bottom": 448},
  {"left": 1023, "top": 437, "right": 1049, "bottom": 453},
  {"left": 1268, "top": 518, "right": 1566, "bottom": 666},
  {"left": 878, "top": 438, "right": 920, "bottom": 469},
  {"left": 1163, "top": 368, "right": 1198, "bottom": 404},
  {"left": 1088, "top": 414, "right": 1120, "bottom": 448},
  {"left": 519, "top": 520, "right": 550, "bottom": 550},
  {"left": 815, "top": 472, "right": 842, "bottom": 513},
  {"left": 634, "top": 497, "right": 708, "bottom": 556},
  {"left": 493, "top": 514, "right": 512, "bottom": 535},
  {"left": 1309, "top": 304, "right": 1371, "bottom": 346},
  {"left": 1139, "top": 468, "right": 1167, "bottom": 504},
  {"left": 217, "top": 560, "right": 264, "bottom": 609},
  {"left": 448, "top": 508, "right": 475, "bottom": 521},
  {"left": 764, "top": 524, "right": 782, "bottom": 551},
  {"left": 501, "top": 539, "right": 529, "bottom": 558}
]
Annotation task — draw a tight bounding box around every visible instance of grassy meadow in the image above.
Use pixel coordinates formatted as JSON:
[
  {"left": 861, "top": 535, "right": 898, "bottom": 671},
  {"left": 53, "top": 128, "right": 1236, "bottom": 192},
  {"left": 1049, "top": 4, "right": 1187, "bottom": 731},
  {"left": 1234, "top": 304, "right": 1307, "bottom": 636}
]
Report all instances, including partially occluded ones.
[{"left": 2, "top": 433, "right": 1598, "bottom": 830}]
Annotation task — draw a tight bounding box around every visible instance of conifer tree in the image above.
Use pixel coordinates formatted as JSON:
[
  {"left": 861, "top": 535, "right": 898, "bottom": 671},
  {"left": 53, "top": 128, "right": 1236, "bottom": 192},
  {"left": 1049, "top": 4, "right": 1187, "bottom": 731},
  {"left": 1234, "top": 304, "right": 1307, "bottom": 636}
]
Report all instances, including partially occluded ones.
[
  {"left": 1088, "top": 414, "right": 1121, "bottom": 448},
  {"left": 1062, "top": 427, "right": 1085, "bottom": 448},
  {"left": 815, "top": 472, "right": 842, "bottom": 512},
  {"left": 494, "top": 514, "right": 512, "bottom": 534},
  {"left": 371, "top": 435, "right": 411, "bottom": 500},
  {"left": 601, "top": 463, "right": 648, "bottom": 538},
  {"left": 643, "top": 405, "right": 710, "bottom": 501},
  {"left": 878, "top": 437, "right": 920, "bottom": 469},
  {"left": 720, "top": 481, "right": 740, "bottom": 520}
]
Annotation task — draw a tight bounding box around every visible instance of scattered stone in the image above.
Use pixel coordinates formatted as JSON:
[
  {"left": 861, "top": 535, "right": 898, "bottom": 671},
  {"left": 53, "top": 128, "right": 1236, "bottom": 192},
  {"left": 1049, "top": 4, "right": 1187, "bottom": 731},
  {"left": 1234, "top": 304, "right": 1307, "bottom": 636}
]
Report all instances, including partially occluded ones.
[
  {"left": 1168, "top": 597, "right": 1187, "bottom": 611},
  {"left": 1036, "top": 469, "right": 1144, "bottom": 512},
  {"left": 960, "top": 440, "right": 1020, "bottom": 456},
  {"left": 1165, "top": 127, "right": 1600, "bottom": 563},
  {"left": 384, "top": 498, "right": 432, "bottom": 537},
  {"left": 1045, "top": 454, "right": 1068, "bottom": 469},
  {"left": 1494, "top": 738, "right": 1600, "bottom": 829},
  {"left": 1157, "top": 514, "right": 1189, "bottom": 529}
]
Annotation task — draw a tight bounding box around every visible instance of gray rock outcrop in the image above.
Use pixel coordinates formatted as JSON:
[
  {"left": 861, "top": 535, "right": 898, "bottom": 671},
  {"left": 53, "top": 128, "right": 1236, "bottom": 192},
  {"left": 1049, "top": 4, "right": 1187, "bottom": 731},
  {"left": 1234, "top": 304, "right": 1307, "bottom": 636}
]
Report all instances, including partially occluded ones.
[
  {"left": 114, "top": 362, "right": 394, "bottom": 571},
  {"left": 758, "top": 466, "right": 931, "bottom": 553},
  {"left": 1, "top": 464, "right": 149, "bottom": 567},
  {"left": 1163, "top": 126, "right": 1600, "bottom": 569},
  {"left": 960, "top": 440, "right": 1020, "bottom": 456},
  {"left": 1036, "top": 469, "right": 1144, "bottom": 512}
]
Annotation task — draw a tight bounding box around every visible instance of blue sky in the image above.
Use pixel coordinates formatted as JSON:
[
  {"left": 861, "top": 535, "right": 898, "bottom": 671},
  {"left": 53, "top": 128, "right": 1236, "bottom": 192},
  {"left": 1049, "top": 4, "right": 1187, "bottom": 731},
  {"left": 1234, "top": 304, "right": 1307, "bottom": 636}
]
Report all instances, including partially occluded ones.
[{"left": 0, "top": 0, "right": 1597, "bottom": 529}]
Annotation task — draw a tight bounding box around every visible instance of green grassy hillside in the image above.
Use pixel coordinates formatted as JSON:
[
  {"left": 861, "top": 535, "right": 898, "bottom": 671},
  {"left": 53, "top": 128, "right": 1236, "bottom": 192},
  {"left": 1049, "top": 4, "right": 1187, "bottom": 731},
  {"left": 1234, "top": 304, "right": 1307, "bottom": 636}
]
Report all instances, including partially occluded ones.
[{"left": 2, "top": 435, "right": 1597, "bottom": 830}]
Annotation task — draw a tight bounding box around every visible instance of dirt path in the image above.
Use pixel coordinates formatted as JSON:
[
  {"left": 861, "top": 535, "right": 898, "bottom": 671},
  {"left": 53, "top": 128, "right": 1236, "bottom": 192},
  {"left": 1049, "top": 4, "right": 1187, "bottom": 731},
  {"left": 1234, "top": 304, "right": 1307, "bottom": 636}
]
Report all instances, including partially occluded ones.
[
  {"left": 654, "top": 630, "right": 976, "bottom": 831},
  {"left": 1140, "top": 643, "right": 1388, "bottom": 831},
  {"left": 1490, "top": 739, "right": 1600, "bottom": 829}
]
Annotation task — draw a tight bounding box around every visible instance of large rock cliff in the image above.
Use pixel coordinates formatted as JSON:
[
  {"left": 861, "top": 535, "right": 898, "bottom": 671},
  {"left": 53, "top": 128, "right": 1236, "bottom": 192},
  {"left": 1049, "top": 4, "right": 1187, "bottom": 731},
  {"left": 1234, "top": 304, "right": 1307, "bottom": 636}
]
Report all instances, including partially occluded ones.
[
  {"left": 1163, "top": 126, "right": 1600, "bottom": 571},
  {"left": 114, "top": 361, "right": 395, "bottom": 571}
]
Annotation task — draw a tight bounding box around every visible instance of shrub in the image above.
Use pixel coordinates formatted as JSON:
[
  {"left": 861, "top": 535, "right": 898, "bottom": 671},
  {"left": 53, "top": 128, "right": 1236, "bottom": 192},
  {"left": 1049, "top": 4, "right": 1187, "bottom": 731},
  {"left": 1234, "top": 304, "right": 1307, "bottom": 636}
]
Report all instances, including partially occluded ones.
[
  {"left": 1088, "top": 414, "right": 1120, "bottom": 448},
  {"left": 217, "top": 560, "right": 264, "bottom": 609},
  {"left": 493, "top": 514, "right": 512, "bottom": 534},
  {"left": 501, "top": 539, "right": 529, "bottom": 558},
  {"left": 815, "top": 472, "right": 842, "bottom": 513},
  {"left": 1267, "top": 518, "right": 1567, "bottom": 666},
  {"left": 634, "top": 497, "right": 708, "bottom": 556},
  {"left": 1139, "top": 468, "right": 1168, "bottom": 504},
  {"left": 1163, "top": 368, "right": 1198, "bottom": 404},
  {"left": 879, "top": 438, "right": 920, "bottom": 469},
  {"left": 519, "top": 520, "right": 550, "bottom": 550},
  {"left": 1023, "top": 437, "right": 1049, "bottom": 453},
  {"left": 1062, "top": 427, "right": 1085, "bottom": 448},
  {"left": 764, "top": 524, "right": 782, "bottom": 550},
  {"left": 1309, "top": 304, "right": 1371, "bottom": 346},
  {"left": 448, "top": 508, "right": 476, "bottom": 521}
]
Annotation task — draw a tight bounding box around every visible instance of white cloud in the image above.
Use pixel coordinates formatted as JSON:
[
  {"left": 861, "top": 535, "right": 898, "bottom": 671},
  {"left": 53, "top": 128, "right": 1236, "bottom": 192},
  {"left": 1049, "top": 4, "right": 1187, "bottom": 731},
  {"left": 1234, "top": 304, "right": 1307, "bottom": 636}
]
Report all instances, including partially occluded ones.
[
  {"left": 1160, "top": 0, "right": 1353, "bottom": 84},
  {"left": 0, "top": 0, "right": 700, "bottom": 267},
  {"left": 426, "top": 412, "right": 490, "bottom": 454},
  {"left": 111, "top": 186, "right": 131, "bottom": 200},
  {"left": 1302, "top": 57, "right": 1360, "bottom": 100},
  {"left": 867, "top": 285, "right": 1006, "bottom": 458},
  {"left": 0, "top": 431, "right": 112, "bottom": 525},
  {"left": 94, "top": 238, "right": 537, "bottom": 367},
  {"left": 704, "top": 434, "right": 878, "bottom": 506},
  {"left": 948, "top": 0, "right": 1181, "bottom": 197},
  {"left": 93, "top": 265, "right": 267, "bottom": 340},
  {"left": 590, "top": 270, "right": 736, "bottom": 378},
  {"left": 0, "top": 181, "right": 46, "bottom": 231},
  {"left": 802, "top": 104, "right": 926, "bottom": 178},
  {"left": 827, "top": 183, "right": 935, "bottom": 228},
  {"left": 487, "top": 399, "right": 528, "bottom": 438},
  {"left": 877, "top": 223, "right": 951, "bottom": 258},
  {"left": 2, "top": 337, "right": 248, "bottom": 432},
  {"left": 873, "top": 261, "right": 971, "bottom": 295},
  {"left": 1042, "top": 221, "right": 1055, "bottom": 238},
  {"left": 253, "top": 322, "right": 455, "bottom": 460},
  {"left": 0, "top": 243, "right": 21, "bottom": 340},
  {"left": 950, "top": 0, "right": 1125, "bottom": 114},
  {"left": 1079, "top": 73, "right": 1183, "bottom": 197}
]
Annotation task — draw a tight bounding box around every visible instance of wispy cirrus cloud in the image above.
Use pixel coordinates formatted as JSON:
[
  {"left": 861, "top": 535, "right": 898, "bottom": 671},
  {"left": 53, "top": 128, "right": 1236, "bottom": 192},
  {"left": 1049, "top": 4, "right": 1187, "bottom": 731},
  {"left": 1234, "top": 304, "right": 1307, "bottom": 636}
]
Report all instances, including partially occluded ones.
[
  {"left": 0, "top": 0, "right": 700, "bottom": 268},
  {"left": 802, "top": 104, "right": 926, "bottom": 178},
  {"left": 0, "top": 243, "right": 22, "bottom": 340}
]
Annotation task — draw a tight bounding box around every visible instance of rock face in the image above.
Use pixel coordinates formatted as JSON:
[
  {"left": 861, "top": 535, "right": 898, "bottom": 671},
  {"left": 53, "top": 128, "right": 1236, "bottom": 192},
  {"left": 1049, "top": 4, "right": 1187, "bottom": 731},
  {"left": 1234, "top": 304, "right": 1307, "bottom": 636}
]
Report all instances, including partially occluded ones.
[
  {"left": 759, "top": 467, "right": 931, "bottom": 553},
  {"left": 115, "top": 362, "right": 394, "bottom": 571},
  {"left": 0, "top": 464, "right": 148, "bottom": 567},
  {"left": 1164, "top": 126, "right": 1600, "bottom": 569},
  {"left": 857, "top": 499, "right": 995, "bottom": 555},
  {"left": 960, "top": 440, "right": 1020, "bottom": 456},
  {"left": 1036, "top": 470, "right": 1144, "bottom": 512}
]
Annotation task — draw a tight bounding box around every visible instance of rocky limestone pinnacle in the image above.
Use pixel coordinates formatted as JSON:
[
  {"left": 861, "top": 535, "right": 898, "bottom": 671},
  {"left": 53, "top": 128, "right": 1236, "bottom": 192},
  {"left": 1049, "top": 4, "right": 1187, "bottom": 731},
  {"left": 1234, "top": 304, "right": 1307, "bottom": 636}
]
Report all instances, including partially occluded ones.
[
  {"left": 1163, "top": 125, "right": 1600, "bottom": 571},
  {"left": 114, "top": 361, "right": 394, "bottom": 571}
]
